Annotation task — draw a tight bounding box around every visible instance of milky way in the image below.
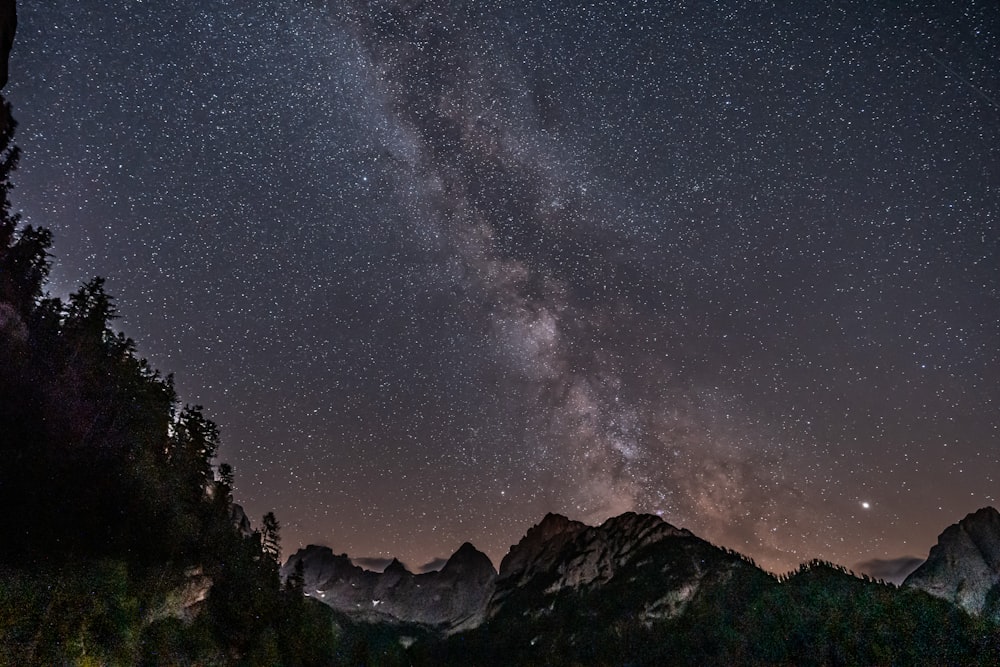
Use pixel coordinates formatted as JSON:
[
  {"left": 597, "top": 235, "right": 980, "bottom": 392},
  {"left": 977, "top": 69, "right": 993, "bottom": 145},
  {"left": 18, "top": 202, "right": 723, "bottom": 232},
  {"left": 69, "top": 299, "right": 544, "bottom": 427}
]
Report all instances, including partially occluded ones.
[{"left": 8, "top": 0, "right": 999, "bottom": 572}]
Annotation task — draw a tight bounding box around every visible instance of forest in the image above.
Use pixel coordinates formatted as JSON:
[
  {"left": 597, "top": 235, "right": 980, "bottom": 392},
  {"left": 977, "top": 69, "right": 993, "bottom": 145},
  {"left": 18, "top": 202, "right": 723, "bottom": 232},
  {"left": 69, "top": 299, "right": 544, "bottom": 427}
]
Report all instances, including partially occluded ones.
[{"left": 0, "top": 97, "right": 337, "bottom": 665}]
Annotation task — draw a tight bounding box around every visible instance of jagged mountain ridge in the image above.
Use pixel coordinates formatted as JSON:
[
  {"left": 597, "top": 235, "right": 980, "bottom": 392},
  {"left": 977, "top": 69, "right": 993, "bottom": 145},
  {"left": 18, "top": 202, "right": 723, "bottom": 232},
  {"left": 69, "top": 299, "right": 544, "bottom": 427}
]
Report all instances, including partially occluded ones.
[
  {"left": 283, "top": 509, "right": 1000, "bottom": 664},
  {"left": 491, "top": 511, "right": 697, "bottom": 615},
  {"left": 285, "top": 511, "right": 718, "bottom": 632},
  {"left": 499, "top": 511, "right": 693, "bottom": 589},
  {"left": 281, "top": 540, "right": 496, "bottom": 632},
  {"left": 904, "top": 506, "right": 1000, "bottom": 618},
  {"left": 288, "top": 507, "right": 1000, "bottom": 633}
]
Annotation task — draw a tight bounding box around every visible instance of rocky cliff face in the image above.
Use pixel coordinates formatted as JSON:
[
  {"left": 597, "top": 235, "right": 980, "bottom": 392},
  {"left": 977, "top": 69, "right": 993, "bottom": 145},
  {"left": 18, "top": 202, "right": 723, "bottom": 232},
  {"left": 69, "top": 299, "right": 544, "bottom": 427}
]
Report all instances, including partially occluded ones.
[
  {"left": 493, "top": 511, "right": 693, "bottom": 602},
  {"left": 230, "top": 503, "right": 254, "bottom": 537},
  {"left": 490, "top": 511, "right": 711, "bottom": 622},
  {"left": 282, "top": 541, "right": 496, "bottom": 633},
  {"left": 495, "top": 512, "right": 586, "bottom": 589},
  {"left": 904, "top": 506, "right": 1000, "bottom": 617}
]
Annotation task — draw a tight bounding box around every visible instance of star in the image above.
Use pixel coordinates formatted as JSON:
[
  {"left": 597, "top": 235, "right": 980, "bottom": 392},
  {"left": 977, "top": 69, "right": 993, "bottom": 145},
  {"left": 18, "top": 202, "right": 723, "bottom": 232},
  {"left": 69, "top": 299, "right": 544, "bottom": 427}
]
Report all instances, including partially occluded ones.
[{"left": 8, "top": 0, "right": 998, "bottom": 574}]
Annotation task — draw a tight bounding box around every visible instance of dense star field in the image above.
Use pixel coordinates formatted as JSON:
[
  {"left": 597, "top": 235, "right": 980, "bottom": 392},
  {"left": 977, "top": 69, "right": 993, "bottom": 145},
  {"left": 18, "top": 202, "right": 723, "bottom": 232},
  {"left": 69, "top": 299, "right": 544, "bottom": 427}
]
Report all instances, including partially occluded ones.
[{"left": 7, "top": 0, "right": 998, "bottom": 573}]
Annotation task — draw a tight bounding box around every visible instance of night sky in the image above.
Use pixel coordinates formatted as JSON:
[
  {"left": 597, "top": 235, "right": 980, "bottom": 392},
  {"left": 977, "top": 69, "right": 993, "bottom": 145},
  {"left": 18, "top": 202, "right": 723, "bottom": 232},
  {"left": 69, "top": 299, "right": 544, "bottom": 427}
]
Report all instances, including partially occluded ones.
[{"left": 7, "top": 0, "right": 998, "bottom": 574}]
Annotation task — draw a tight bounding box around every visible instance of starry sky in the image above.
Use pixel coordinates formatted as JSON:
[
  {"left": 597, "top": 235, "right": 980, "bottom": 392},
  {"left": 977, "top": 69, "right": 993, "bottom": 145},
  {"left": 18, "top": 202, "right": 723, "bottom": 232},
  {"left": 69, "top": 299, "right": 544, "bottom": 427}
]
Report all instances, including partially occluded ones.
[{"left": 7, "top": 0, "right": 998, "bottom": 574}]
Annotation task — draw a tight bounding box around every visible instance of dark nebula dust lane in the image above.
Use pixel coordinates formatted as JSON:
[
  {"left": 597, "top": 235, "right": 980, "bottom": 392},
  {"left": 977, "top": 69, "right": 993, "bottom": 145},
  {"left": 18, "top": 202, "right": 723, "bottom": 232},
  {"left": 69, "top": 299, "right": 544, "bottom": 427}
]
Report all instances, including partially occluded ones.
[{"left": 7, "top": 0, "right": 999, "bottom": 572}]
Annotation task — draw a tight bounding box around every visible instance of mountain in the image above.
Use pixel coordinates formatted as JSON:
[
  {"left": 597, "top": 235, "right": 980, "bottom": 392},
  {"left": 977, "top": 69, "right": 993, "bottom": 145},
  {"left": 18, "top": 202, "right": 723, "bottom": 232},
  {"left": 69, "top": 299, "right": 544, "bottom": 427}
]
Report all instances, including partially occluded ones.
[
  {"left": 498, "top": 511, "right": 693, "bottom": 590},
  {"left": 904, "top": 506, "right": 1000, "bottom": 618},
  {"left": 281, "top": 541, "right": 496, "bottom": 632},
  {"left": 422, "top": 512, "right": 995, "bottom": 666},
  {"left": 490, "top": 511, "right": 703, "bottom": 618},
  {"left": 285, "top": 511, "right": 703, "bottom": 632},
  {"left": 290, "top": 510, "right": 1000, "bottom": 665}
]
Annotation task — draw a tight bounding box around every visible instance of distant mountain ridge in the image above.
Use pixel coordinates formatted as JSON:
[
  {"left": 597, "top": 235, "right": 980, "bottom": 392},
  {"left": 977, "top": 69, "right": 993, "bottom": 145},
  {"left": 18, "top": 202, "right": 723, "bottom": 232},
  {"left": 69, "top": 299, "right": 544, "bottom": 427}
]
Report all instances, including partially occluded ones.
[
  {"left": 280, "top": 507, "right": 1000, "bottom": 664},
  {"left": 287, "top": 506, "right": 1000, "bottom": 631},
  {"left": 285, "top": 510, "right": 741, "bottom": 633},
  {"left": 281, "top": 540, "right": 496, "bottom": 632}
]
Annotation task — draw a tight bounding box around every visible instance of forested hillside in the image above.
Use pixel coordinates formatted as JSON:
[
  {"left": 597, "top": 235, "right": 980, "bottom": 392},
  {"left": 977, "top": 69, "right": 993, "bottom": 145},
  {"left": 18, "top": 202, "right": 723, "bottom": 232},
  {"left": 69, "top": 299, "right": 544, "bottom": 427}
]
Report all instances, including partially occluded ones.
[{"left": 0, "top": 99, "right": 335, "bottom": 665}]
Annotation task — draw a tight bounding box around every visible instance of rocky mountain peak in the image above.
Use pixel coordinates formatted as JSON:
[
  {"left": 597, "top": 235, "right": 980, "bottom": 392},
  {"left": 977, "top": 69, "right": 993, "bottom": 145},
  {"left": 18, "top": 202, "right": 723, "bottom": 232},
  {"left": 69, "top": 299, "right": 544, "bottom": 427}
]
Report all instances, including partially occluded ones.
[
  {"left": 599, "top": 511, "right": 686, "bottom": 540},
  {"left": 451, "top": 541, "right": 485, "bottom": 559},
  {"left": 282, "top": 545, "right": 360, "bottom": 593},
  {"left": 953, "top": 507, "right": 1000, "bottom": 569},
  {"left": 904, "top": 506, "right": 1000, "bottom": 617},
  {"left": 495, "top": 510, "right": 693, "bottom": 603},
  {"left": 441, "top": 542, "right": 496, "bottom": 578},
  {"left": 384, "top": 557, "right": 409, "bottom": 575},
  {"left": 536, "top": 512, "right": 583, "bottom": 535},
  {"left": 282, "top": 541, "right": 496, "bottom": 633},
  {"left": 497, "top": 513, "right": 586, "bottom": 583}
]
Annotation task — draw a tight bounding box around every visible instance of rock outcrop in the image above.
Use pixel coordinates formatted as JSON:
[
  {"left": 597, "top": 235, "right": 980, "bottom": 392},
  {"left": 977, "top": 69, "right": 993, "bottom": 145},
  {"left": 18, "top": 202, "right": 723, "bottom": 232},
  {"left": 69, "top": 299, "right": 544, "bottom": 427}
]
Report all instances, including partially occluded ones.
[
  {"left": 230, "top": 503, "right": 254, "bottom": 537},
  {"left": 904, "top": 506, "right": 1000, "bottom": 617},
  {"left": 145, "top": 566, "right": 213, "bottom": 625}
]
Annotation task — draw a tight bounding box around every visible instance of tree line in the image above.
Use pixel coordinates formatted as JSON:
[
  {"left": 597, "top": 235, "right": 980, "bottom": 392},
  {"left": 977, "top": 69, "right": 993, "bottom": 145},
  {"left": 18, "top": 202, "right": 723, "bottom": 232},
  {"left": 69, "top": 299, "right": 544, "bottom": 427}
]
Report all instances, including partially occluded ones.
[{"left": 0, "top": 98, "right": 338, "bottom": 665}]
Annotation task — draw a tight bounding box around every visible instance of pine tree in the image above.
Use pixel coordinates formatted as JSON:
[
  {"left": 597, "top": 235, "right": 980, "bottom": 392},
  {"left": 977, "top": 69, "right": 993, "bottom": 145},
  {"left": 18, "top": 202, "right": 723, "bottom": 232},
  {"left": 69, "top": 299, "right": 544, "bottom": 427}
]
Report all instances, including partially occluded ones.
[
  {"left": 261, "top": 511, "right": 281, "bottom": 563},
  {"left": 286, "top": 558, "right": 305, "bottom": 597}
]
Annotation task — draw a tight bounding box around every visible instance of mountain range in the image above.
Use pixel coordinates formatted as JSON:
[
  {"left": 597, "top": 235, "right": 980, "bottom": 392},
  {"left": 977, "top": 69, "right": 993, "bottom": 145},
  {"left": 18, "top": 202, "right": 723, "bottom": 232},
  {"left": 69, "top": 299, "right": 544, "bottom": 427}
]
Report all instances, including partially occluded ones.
[{"left": 281, "top": 507, "right": 1000, "bottom": 665}]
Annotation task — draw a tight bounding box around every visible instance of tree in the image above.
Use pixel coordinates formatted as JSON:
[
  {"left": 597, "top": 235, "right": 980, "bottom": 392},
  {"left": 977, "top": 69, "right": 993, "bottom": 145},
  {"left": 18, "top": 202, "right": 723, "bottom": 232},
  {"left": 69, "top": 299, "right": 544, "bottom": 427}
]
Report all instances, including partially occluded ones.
[
  {"left": 216, "top": 462, "right": 234, "bottom": 503},
  {"left": 0, "top": 94, "right": 347, "bottom": 665},
  {"left": 0, "top": 99, "right": 51, "bottom": 317},
  {"left": 0, "top": 224, "right": 51, "bottom": 315},
  {"left": 261, "top": 512, "right": 280, "bottom": 563},
  {"left": 64, "top": 276, "right": 118, "bottom": 345},
  {"left": 0, "top": 96, "right": 20, "bottom": 249},
  {"left": 170, "top": 405, "right": 220, "bottom": 496},
  {"left": 286, "top": 559, "right": 305, "bottom": 598}
]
